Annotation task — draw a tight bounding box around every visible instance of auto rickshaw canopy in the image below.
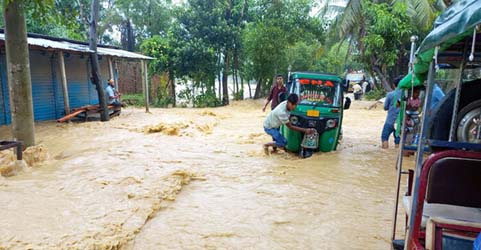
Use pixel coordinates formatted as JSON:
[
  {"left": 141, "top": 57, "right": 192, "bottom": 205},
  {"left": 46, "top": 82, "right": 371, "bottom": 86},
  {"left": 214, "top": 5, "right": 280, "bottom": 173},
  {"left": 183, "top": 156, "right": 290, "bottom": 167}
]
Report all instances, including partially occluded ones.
[{"left": 398, "top": 0, "right": 481, "bottom": 89}]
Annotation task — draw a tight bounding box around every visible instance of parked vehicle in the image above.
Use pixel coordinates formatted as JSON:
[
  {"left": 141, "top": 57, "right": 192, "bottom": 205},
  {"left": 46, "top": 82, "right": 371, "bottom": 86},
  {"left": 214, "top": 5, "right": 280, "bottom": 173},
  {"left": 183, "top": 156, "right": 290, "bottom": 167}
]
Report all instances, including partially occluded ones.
[
  {"left": 345, "top": 72, "right": 365, "bottom": 93},
  {"left": 391, "top": 1, "right": 481, "bottom": 249},
  {"left": 281, "top": 72, "right": 350, "bottom": 156}
]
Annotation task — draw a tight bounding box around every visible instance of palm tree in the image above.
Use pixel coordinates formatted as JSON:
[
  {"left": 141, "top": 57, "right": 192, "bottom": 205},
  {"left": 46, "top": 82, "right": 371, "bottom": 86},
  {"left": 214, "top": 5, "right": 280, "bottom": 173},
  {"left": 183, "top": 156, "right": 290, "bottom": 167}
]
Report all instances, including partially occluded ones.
[
  {"left": 334, "top": 0, "right": 451, "bottom": 36},
  {"left": 402, "top": 0, "right": 449, "bottom": 31}
]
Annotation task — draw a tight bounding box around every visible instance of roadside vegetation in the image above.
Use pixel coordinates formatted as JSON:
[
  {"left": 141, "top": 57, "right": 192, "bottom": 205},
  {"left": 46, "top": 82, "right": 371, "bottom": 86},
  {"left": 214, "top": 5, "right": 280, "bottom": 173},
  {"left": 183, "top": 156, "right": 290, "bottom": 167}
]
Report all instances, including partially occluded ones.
[{"left": 1, "top": 0, "right": 452, "bottom": 106}]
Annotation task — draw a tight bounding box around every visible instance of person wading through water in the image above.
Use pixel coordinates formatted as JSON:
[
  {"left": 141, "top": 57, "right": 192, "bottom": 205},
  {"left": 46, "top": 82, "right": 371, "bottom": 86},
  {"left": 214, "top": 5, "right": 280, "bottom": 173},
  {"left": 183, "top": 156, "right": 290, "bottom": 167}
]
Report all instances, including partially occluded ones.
[
  {"left": 263, "top": 93, "right": 315, "bottom": 154},
  {"left": 263, "top": 74, "right": 287, "bottom": 112}
]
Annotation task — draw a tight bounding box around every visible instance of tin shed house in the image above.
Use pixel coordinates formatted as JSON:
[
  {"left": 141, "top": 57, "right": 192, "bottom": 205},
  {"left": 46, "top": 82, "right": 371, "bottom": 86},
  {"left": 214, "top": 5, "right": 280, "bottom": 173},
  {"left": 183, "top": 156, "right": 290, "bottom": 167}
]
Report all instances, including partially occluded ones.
[{"left": 0, "top": 31, "right": 152, "bottom": 125}]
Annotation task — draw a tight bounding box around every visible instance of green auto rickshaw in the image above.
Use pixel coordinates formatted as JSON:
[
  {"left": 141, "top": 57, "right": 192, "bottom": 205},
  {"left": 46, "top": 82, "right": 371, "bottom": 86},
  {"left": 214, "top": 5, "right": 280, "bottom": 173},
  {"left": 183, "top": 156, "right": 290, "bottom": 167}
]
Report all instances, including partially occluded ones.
[{"left": 281, "top": 72, "right": 350, "bottom": 157}]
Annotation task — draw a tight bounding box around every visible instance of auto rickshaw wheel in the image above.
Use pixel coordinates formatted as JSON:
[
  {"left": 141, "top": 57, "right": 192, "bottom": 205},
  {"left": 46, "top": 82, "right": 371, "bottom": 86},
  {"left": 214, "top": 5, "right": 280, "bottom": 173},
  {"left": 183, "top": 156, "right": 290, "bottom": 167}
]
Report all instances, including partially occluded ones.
[
  {"left": 456, "top": 99, "right": 481, "bottom": 143},
  {"left": 428, "top": 80, "right": 481, "bottom": 142}
]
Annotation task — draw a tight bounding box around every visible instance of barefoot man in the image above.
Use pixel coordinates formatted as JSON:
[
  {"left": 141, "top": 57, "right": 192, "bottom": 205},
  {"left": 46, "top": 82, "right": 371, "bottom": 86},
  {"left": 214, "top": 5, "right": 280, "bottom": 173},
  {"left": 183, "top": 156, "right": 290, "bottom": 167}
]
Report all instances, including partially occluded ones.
[{"left": 263, "top": 93, "right": 315, "bottom": 153}]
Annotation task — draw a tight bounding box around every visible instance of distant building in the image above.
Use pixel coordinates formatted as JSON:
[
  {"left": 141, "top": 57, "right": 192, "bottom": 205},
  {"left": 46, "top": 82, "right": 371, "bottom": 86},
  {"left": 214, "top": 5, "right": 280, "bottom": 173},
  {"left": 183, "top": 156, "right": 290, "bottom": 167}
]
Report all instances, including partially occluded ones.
[{"left": 0, "top": 30, "right": 152, "bottom": 125}]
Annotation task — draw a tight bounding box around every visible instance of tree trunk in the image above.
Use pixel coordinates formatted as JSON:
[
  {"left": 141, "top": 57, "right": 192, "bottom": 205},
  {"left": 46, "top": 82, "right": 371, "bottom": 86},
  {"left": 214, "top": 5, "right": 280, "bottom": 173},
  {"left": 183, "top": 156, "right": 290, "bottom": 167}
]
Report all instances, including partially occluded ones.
[
  {"left": 240, "top": 77, "right": 244, "bottom": 100},
  {"left": 4, "top": 0, "right": 35, "bottom": 148},
  {"left": 222, "top": 51, "right": 230, "bottom": 105},
  {"left": 233, "top": 47, "right": 239, "bottom": 98},
  {"left": 373, "top": 65, "right": 392, "bottom": 92},
  {"left": 217, "top": 52, "right": 222, "bottom": 100},
  {"left": 121, "top": 19, "right": 135, "bottom": 52},
  {"left": 127, "top": 19, "right": 135, "bottom": 51},
  {"left": 168, "top": 66, "right": 176, "bottom": 107},
  {"left": 89, "top": 0, "right": 109, "bottom": 121},
  {"left": 254, "top": 77, "right": 262, "bottom": 99},
  {"left": 247, "top": 78, "right": 252, "bottom": 99}
]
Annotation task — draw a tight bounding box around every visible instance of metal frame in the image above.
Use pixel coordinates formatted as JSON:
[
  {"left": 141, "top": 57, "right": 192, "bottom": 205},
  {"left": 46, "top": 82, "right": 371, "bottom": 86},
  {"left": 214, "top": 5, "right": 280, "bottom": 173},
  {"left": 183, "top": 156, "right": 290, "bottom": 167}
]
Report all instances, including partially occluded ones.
[
  {"left": 391, "top": 36, "right": 419, "bottom": 249},
  {"left": 406, "top": 150, "right": 481, "bottom": 249},
  {"left": 0, "top": 140, "right": 22, "bottom": 160},
  {"left": 392, "top": 31, "right": 481, "bottom": 250},
  {"left": 448, "top": 39, "right": 470, "bottom": 141}
]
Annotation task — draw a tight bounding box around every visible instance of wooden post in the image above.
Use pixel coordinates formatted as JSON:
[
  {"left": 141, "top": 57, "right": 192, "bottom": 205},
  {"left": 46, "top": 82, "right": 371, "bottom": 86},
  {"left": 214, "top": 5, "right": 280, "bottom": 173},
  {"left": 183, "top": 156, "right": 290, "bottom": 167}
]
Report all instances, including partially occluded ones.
[
  {"left": 114, "top": 60, "right": 119, "bottom": 91},
  {"left": 4, "top": 0, "right": 35, "bottom": 148},
  {"left": 141, "top": 60, "right": 150, "bottom": 112},
  {"left": 58, "top": 51, "right": 70, "bottom": 115}
]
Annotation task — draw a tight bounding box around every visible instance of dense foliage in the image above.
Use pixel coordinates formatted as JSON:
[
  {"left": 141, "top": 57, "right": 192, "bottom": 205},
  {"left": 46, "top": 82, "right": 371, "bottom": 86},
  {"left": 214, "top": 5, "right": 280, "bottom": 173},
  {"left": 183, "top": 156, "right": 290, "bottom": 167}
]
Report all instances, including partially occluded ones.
[{"left": 1, "top": 0, "right": 446, "bottom": 106}]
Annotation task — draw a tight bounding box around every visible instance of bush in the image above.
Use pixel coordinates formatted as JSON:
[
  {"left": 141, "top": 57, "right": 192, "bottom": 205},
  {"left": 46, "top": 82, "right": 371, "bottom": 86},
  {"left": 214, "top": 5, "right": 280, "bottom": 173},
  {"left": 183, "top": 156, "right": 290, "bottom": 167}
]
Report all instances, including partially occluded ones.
[
  {"left": 364, "top": 88, "right": 386, "bottom": 101},
  {"left": 121, "top": 93, "right": 145, "bottom": 107},
  {"left": 193, "top": 91, "right": 221, "bottom": 108},
  {"left": 233, "top": 90, "right": 244, "bottom": 101},
  {"left": 155, "top": 96, "right": 174, "bottom": 108}
]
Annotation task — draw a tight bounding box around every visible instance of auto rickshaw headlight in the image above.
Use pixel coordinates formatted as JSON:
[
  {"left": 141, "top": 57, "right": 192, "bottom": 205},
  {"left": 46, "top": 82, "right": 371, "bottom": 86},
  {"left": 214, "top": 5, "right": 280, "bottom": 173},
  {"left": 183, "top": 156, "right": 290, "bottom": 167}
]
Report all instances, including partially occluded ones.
[
  {"left": 326, "top": 119, "right": 337, "bottom": 128},
  {"left": 290, "top": 116, "right": 299, "bottom": 125}
]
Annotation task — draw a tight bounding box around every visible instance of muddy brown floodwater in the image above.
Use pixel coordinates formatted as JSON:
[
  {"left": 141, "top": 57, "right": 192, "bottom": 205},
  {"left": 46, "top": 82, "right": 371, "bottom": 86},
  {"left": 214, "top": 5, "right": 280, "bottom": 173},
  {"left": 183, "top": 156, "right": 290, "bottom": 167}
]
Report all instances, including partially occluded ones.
[{"left": 0, "top": 99, "right": 410, "bottom": 250}]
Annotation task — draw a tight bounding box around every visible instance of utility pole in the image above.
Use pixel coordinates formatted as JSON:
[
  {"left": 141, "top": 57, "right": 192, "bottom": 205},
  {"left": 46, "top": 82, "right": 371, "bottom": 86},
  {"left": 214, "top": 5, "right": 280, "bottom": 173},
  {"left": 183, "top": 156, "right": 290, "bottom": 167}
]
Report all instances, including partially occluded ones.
[
  {"left": 89, "top": 0, "right": 109, "bottom": 121},
  {"left": 4, "top": 0, "right": 35, "bottom": 148}
]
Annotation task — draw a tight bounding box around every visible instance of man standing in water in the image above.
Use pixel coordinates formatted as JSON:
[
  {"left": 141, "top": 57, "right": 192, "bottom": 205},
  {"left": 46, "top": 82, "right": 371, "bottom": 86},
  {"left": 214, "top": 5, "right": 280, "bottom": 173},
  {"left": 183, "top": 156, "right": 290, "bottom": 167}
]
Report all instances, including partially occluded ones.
[
  {"left": 263, "top": 93, "right": 315, "bottom": 153},
  {"left": 381, "top": 76, "right": 403, "bottom": 149},
  {"left": 262, "top": 74, "right": 287, "bottom": 112}
]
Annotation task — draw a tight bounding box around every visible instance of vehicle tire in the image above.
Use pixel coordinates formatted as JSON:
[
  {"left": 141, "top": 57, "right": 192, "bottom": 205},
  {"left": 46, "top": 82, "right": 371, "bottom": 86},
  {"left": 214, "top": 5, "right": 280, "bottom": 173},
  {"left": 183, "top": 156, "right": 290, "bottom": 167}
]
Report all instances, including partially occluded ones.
[
  {"left": 456, "top": 99, "right": 481, "bottom": 143},
  {"left": 428, "top": 79, "right": 481, "bottom": 141}
]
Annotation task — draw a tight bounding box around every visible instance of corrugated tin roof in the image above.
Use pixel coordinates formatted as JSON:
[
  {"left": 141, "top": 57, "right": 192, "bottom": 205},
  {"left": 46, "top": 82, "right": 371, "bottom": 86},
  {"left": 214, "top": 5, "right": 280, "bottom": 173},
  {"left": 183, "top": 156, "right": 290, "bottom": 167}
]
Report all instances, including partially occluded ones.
[
  {"left": 0, "top": 33, "right": 153, "bottom": 60},
  {"left": 97, "top": 46, "right": 153, "bottom": 60},
  {"left": 0, "top": 33, "right": 93, "bottom": 53}
]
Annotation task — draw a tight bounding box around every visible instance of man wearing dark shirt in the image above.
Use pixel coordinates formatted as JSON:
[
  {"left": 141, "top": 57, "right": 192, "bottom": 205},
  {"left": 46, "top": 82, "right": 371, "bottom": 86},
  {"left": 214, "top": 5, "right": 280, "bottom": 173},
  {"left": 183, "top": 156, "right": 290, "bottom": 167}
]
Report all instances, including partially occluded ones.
[{"left": 262, "top": 74, "right": 287, "bottom": 112}]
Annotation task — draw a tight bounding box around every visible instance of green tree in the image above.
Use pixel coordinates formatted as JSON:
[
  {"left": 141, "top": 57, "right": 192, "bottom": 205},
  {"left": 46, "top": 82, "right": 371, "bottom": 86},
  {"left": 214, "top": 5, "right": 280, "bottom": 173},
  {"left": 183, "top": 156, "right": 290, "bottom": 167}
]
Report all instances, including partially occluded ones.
[
  {"left": 110, "top": 0, "right": 172, "bottom": 50},
  {"left": 141, "top": 33, "right": 178, "bottom": 106},
  {"left": 331, "top": 0, "right": 452, "bottom": 90},
  {"left": 169, "top": 0, "right": 249, "bottom": 106},
  {"left": 244, "top": 0, "right": 324, "bottom": 98},
  {"left": 360, "top": 1, "right": 412, "bottom": 90},
  {"left": 243, "top": 22, "right": 287, "bottom": 98}
]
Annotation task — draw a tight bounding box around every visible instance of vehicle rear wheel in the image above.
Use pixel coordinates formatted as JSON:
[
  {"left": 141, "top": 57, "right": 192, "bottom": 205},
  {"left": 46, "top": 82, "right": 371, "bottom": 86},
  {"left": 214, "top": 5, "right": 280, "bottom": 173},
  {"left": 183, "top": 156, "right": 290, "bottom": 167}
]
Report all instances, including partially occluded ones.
[
  {"left": 456, "top": 99, "right": 481, "bottom": 143},
  {"left": 428, "top": 79, "right": 481, "bottom": 141}
]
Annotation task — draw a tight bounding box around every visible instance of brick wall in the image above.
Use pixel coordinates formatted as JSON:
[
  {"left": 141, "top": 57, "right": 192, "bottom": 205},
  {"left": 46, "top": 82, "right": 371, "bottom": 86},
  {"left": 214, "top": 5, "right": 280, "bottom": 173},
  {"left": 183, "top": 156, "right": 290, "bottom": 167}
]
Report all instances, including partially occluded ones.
[{"left": 117, "top": 60, "right": 142, "bottom": 94}]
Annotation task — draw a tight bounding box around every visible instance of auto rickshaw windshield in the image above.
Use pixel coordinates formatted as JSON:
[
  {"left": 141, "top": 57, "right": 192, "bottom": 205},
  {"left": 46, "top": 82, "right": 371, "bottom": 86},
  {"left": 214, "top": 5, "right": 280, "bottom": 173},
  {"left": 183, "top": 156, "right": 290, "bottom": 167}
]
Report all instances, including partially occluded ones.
[
  {"left": 434, "top": 66, "right": 481, "bottom": 94},
  {"left": 289, "top": 78, "right": 339, "bottom": 106}
]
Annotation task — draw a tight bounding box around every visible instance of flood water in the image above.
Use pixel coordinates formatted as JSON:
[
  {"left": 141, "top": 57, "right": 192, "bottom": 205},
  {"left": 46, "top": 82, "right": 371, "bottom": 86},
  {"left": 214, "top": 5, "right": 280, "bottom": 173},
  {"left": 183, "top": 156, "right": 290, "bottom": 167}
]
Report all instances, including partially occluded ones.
[{"left": 0, "top": 99, "right": 408, "bottom": 250}]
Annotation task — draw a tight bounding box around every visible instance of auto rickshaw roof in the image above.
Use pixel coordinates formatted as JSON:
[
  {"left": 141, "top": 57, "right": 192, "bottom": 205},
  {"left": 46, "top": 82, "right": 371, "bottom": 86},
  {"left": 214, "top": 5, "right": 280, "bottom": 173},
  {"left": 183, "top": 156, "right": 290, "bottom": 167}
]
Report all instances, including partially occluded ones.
[
  {"left": 399, "top": 0, "right": 481, "bottom": 89},
  {"left": 291, "top": 72, "right": 342, "bottom": 82}
]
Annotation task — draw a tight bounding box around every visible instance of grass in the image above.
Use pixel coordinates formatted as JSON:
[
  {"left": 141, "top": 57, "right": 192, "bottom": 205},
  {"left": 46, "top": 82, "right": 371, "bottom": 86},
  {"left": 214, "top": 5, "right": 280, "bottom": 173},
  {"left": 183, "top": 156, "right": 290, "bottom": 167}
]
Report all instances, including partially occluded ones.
[
  {"left": 364, "top": 88, "right": 386, "bottom": 101},
  {"left": 121, "top": 93, "right": 145, "bottom": 107}
]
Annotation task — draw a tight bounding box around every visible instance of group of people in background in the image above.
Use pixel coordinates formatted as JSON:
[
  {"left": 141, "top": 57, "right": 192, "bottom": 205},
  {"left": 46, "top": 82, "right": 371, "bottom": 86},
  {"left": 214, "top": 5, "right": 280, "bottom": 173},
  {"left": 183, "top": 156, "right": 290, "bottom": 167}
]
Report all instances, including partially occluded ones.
[{"left": 353, "top": 76, "right": 374, "bottom": 100}]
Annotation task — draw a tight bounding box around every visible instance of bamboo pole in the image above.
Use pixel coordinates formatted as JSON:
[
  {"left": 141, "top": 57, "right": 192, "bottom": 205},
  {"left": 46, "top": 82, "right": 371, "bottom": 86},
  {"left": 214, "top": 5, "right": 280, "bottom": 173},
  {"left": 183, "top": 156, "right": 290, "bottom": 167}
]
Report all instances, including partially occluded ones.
[
  {"left": 58, "top": 51, "right": 70, "bottom": 115},
  {"left": 142, "top": 60, "right": 150, "bottom": 112},
  {"left": 108, "top": 57, "right": 119, "bottom": 90}
]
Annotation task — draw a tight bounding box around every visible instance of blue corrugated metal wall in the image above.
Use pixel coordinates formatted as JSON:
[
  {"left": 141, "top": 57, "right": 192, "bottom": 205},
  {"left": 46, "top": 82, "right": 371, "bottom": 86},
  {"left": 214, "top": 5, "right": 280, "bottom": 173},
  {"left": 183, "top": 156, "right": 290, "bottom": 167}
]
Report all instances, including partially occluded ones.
[
  {"left": 50, "top": 53, "right": 65, "bottom": 119},
  {"left": 64, "top": 53, "right": 91, "bottom": 109},
  {"left": 0, "top": 54, "right": 10, "bottom": 125},
  {"left": 30, "top": 51, "right": 57, "bottom": 121}
]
